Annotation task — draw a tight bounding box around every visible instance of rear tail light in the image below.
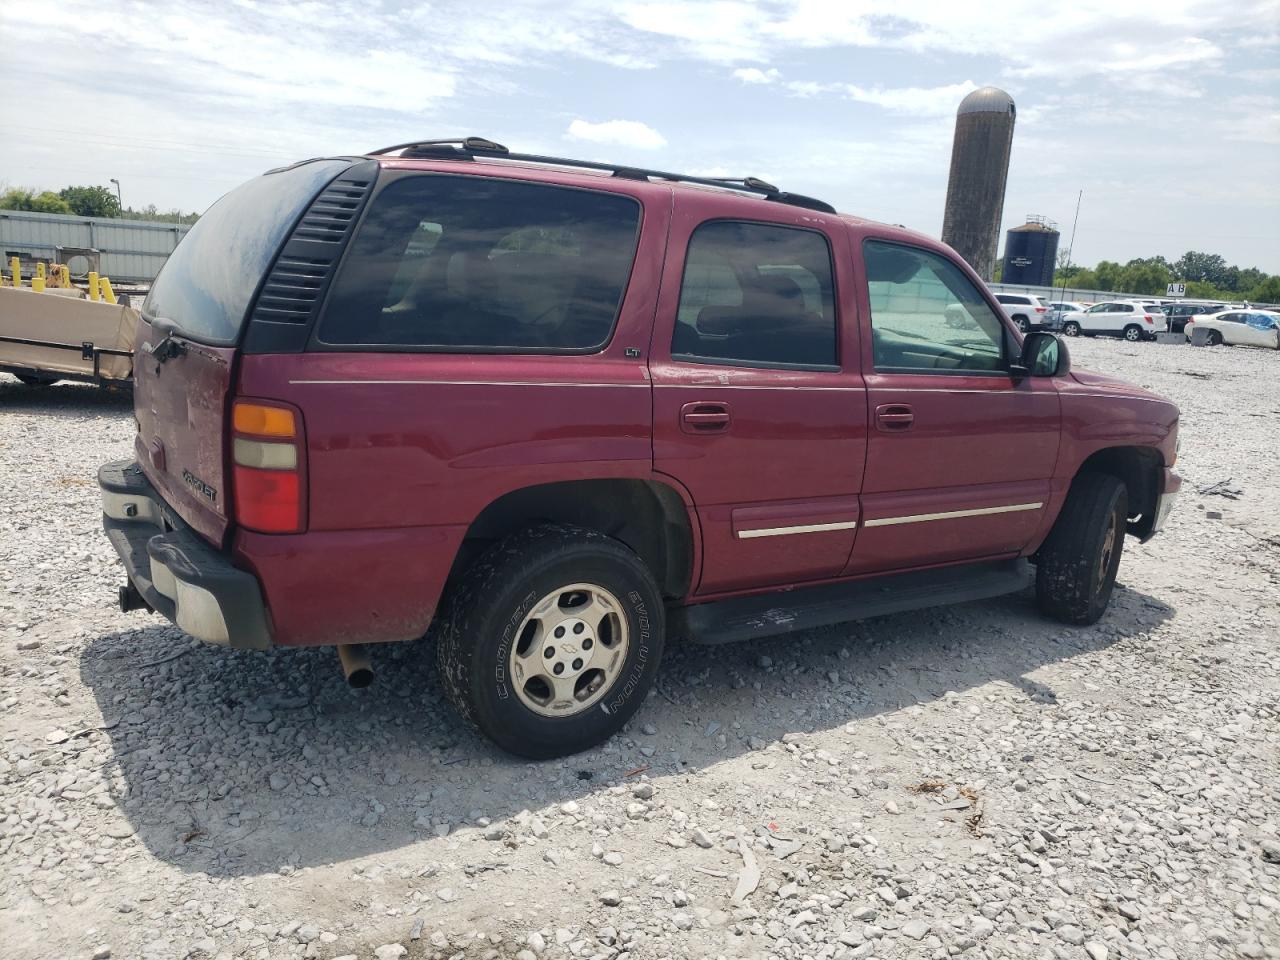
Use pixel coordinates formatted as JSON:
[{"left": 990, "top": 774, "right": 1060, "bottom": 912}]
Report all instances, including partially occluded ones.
[
  {"left": 1035, "top": 306, "right": 1047, "bottom": 313},
  {"left": 231, "top": 400, "right": 305, "bottom": 533},
  {"left": 1143, "top": 314, "right": 1154, "bottom": 323}
]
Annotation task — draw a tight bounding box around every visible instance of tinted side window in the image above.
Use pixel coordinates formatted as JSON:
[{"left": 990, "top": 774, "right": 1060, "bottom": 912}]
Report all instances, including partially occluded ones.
[
  {"left": 671, "top": 221, "right": 837, "bottom": 368},
  {"left": 318, "top": 176, "right": 640, "bottom": 351},
  {"left": 863, "top": 239, "right": 1007, "bottom": 373}
]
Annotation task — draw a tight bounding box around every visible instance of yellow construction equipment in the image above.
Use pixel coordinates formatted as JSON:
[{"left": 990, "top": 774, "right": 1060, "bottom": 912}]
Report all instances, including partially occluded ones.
[
  {"left": 88, "top": 271, "right": 101, "bottom": 301},
  {"left": 100, "top": 277, "right": 117, "bottom": 304},
  {"left": 8, "top": 257, "right": 19, "bottom": 288}
]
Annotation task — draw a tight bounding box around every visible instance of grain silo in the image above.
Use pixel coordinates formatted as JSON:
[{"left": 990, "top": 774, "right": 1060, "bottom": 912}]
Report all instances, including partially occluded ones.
[
  {"left": 941, "top": 86, "right": 1016, "bottom": 281},
  {"left": 1002, "top": 216, "right": 1060, "bottom": 286}
]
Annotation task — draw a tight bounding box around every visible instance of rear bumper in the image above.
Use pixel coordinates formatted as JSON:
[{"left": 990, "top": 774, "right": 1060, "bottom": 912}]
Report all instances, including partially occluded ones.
[{"left": 99, "top": 459, "right": 272, "bottom": 650}]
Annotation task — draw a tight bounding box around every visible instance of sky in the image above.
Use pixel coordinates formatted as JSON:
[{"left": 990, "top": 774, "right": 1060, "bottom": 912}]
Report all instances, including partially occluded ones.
[{"left": 2, "top": 0, "right": 1278, "bottom": 272}]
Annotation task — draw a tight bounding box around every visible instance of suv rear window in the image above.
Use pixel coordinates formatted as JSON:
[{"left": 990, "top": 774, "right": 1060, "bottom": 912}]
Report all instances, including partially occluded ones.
[
  {"left": 317, "top": 175, "right": 641, "bottom": 352},
  {"left": 143, "top": 159, "right": 351, "bottom": 344}
]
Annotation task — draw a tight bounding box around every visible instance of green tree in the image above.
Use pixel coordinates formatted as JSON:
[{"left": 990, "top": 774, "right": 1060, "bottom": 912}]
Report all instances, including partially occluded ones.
[
  {"left": 0, "top": 187, "right": 73, "bottom": 213},
  {"left": 1184, "top": 280, "right": 1234, "bottom": 300},
  {"left": 59, "top": 185, "right": 121, "bottom": 218},
  {"left": 122, "top": 203, "right": 199, "bottom": 225},
  {"left": 1094, "top": 260, "right": 1123, "bottom": 291},
  {"left": 1248, "top": 275, "right": 1280, "bottom": 304},
  {"left": 1237, "top": 267, "right": 1266, "bottom": 292},
  {"left": 1067, "top": 269, "right": 1099, "bottom": 289},
  {"left": 1173, "top": 251, "right": 1229, "bottom": 286},
  {"left": 1118, "top": 258, "right": 1171, "bottom": 296}
]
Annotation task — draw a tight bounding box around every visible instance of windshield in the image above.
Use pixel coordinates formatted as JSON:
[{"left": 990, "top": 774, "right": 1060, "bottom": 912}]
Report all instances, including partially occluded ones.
[{"left": 143, "top": 159, "right": 351, "bottom": 344}]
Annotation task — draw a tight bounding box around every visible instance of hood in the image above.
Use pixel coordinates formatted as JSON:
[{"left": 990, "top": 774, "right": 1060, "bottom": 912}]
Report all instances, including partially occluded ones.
[{"left": 1070, "top": 366, "right": 1170, "bottom": 404}]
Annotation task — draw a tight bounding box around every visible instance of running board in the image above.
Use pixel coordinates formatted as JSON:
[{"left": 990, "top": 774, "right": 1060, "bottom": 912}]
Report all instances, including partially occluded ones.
[{"left": 672, "top": 559, "right": 1033, "bottom": 645}]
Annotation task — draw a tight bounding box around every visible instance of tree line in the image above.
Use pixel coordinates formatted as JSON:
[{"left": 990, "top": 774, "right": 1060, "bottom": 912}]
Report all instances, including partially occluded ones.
[
  {"left": 0, "top": 184, "right": 198, "bottom": 225},
  {"left": 1044, "top": 252, "right": 1279, "bottom": 304}
]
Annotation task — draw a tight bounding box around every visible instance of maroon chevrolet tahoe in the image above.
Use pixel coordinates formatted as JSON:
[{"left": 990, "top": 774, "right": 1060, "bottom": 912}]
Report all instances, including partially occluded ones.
[{"left": 99, "top": 138, "right": 1181, "bottom": 758}]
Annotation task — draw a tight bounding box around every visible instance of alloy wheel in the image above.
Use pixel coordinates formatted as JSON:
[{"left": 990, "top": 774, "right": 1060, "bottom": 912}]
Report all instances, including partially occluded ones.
[{"left": 508, "top": 582, "right": 630, "bottom": 718}]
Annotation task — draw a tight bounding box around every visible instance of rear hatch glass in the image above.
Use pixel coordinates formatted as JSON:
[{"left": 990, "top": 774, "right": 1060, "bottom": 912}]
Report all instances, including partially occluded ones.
[{"left": 135, "top": 158, "right": 353, "bottom": 544}]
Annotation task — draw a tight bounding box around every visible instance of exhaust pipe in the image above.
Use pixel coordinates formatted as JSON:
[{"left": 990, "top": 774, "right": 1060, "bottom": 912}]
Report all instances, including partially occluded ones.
[
  {"left": 118, "top": 582, "right": 152, "bottom": 613},
  {"left": 337, "top": 643, "right": 373, "bottom": 688}
]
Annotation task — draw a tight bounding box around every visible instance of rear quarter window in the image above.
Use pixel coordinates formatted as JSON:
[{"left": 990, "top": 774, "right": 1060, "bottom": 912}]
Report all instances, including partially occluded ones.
[
  {"left": 143, "top": 159, "right": 352, "bottom": 344},
  {"left": 316, "top": 175, "right": 641, "bottom": 352}
]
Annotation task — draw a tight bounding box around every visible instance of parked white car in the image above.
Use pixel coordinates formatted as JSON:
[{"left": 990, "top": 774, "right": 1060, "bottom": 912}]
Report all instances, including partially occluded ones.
[
  {"left": 1043, "top": 301, "right": 1086, "bottom": 330},
  {"left": 1058, "top": 300, "right": 1169, "bottom": 341},
  {"left": 1184, "top": 309, "right": 1280, "bottom": 349},
  {"left": 993, "top": 293, "right": 1050, "bottom": 331}
]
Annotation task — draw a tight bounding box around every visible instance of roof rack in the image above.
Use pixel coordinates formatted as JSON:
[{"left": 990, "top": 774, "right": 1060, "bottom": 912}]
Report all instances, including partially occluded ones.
[{"left": 368, "top": 137, "right": 837, "bottom": 214}]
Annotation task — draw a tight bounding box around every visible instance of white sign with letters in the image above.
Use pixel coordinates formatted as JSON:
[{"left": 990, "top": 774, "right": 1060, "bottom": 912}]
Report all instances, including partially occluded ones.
[{"left": 1167, "top": 282, "right": 1186, "bottom": 297}]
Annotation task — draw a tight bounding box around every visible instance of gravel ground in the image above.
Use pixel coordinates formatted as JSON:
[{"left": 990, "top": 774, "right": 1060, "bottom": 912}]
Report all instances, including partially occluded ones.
[{"left": 1, "top": 337, "right": 1277, "bottom": 960}]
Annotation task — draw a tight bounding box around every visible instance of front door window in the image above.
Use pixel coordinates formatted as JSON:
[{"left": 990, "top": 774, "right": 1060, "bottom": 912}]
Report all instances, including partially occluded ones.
[{"left": 863, "top": 239, "right": 1007, "bottom": 373}]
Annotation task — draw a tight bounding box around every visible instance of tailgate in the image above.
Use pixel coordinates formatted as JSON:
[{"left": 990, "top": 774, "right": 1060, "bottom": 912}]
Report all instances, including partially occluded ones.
[
  {"left": 130, "top": 157, "right": 359, "bottom": 545},
  {"left": 133, "top": 317, "right": 237, "bottom": 544}
]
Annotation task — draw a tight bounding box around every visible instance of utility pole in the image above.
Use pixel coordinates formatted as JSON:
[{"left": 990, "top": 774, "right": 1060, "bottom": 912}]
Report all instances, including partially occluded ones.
[{"left": 1058, "top": 189, "right": 1083, "bottom": 303}]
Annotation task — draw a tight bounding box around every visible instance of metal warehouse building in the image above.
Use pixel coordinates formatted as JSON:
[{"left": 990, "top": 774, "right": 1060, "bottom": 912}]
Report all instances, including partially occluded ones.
[{"left": 0, "top": 210, "right": 190, "bottom": 282}]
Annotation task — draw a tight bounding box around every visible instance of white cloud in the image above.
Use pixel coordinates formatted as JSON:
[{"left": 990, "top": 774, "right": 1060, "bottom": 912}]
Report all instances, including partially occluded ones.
[
  {"left": 566, "top": 119, "right": 668, "bottom": 150},
  {"left": 783, "top": 79, "right": 979, "bottom": 116},
  {"left": 618, "top": 1, "right": 771, "bottom": 62},
  {"left": 1, "top": 0, "right": 1275, "bottom": 269},
  {"left": 733, "top": 67, "right": 781, "bottom": 84}
]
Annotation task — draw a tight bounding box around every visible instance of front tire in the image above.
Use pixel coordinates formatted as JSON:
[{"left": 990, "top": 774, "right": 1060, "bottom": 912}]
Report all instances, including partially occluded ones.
[
  {"left": 1036, "top": 473, "right": 1128, "bottom": 625},
  {"left": 436, "top": 524, "right": 665, "bottom": 759},
  {"left": 1062, "top": 321, "right": 1081, "bottom": 337},
  {"left": 1123, "top": 324, "right": 1143, "bottom": 342}
]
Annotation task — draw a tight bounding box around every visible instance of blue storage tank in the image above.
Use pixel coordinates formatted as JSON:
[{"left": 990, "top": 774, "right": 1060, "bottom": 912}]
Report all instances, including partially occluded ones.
[{"left": 1002, "top": 216, "right": 1059, "bottom": 287}]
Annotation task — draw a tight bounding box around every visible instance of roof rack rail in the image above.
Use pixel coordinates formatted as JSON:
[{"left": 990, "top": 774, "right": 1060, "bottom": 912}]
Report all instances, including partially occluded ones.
[{"left": 367, "top": 138, "right": 836, "bottom": 214}]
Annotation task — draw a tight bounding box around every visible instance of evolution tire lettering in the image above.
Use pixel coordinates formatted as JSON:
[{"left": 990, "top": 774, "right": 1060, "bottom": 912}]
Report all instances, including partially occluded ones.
[
  {"left": 605, "top": 594, "right": 650, "bottom": 713},
  {"left": 494, "top": 589, "right": 538, "bottom": 701}
]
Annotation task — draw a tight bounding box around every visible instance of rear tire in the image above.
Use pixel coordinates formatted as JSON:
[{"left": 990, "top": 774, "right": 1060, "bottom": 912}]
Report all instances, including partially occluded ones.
[
  {"left": 1036, "top": 473, "right": 1128, "bottom": 625},
  {"left": 1015, "top": 315, "right": 1030, "bottom": 333},
  {"left": 1208, "top": 331, "right": 1223, "bottom": 346},
  {"left": 1123, "top": 324, "right": 1143, "bottom": 342},
  {"left": 1062, "top": 321, "right": 1080, "bottom": 337},
  {"left": 436, "top": 524, "right": 664, "bottom": 759}
]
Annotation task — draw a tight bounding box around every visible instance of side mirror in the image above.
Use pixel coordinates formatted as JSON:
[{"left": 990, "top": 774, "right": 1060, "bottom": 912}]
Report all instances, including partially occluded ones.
[{"left": 1012, "top": 331, "right": 1070, "bottom": 379}]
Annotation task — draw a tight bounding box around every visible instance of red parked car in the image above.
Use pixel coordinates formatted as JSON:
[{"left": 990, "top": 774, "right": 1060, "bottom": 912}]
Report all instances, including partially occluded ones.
[{"left": 100, "top": 138, "right": 1181, "bottom": 758}]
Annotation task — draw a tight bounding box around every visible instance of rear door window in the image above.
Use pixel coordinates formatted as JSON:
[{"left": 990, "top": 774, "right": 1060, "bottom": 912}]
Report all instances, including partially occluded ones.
[
  {"left": 143, "top": 159, "right": 352, "bottom": 344},
  {"left": 671, "top": 221, "right": 837, "bottom": 368},
  {"left": 317, "top": 175, "right": 640, "bottom": 352}
]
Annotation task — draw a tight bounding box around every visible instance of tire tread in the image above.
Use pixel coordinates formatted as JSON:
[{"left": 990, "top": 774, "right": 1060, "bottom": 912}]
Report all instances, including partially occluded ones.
[{"left": 1036, "top": 472, "right": 1127, "bottom": 625}]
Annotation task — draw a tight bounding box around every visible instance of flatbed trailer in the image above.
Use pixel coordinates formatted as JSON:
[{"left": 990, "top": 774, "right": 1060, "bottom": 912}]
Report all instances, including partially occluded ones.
[{"left": 0, "top": 286, "right": 135, "bottom": 387}]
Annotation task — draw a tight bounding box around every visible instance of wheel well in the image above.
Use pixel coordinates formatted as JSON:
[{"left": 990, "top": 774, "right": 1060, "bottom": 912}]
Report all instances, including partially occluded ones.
[
  {"left": 1076, "top": 446, "right": 1162, "bottom": 538},
  {"left": 447, "top": 480, "right": 694, "bottom": 600}
]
